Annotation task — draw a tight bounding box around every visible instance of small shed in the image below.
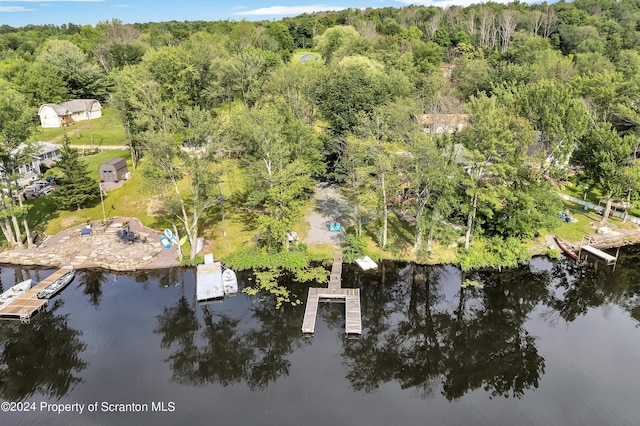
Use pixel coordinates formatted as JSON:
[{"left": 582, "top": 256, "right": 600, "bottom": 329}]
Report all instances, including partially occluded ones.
[{"left": 99, "top": 158, "right": 128, "bottom": 183}]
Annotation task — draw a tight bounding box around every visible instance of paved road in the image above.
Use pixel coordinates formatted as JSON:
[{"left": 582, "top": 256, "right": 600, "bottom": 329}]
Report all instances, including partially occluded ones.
[{"left": 72, "top": 144, "right": 129, "bottom": 150}]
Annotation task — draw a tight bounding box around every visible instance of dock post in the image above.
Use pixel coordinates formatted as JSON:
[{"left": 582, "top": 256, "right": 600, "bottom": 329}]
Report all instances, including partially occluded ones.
[{"left": 578, "top": 237, "right": 584, "bottom": 261}]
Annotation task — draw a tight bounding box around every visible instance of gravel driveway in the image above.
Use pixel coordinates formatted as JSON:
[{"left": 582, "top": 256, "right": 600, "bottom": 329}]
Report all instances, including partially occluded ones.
[{"left": 303, "top": 183, "right": 351, "bottom": 247}]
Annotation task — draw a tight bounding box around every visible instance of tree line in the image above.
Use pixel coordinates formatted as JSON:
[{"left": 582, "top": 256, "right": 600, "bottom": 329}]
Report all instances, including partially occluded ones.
[{"left": 0, "top": 1, "right": 639, "bottom": 267}]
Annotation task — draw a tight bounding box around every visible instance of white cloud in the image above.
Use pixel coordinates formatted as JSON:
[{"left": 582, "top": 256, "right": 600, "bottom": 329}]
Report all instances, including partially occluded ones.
[
  {"left": 393, "top": 0, "right": 512, "bottom": 7},
  {"left": 0, "top": 6, "right": 32, "bottom": 11},
  {"left": 235, "top": 4, "right": 347, "bottom": 16}
]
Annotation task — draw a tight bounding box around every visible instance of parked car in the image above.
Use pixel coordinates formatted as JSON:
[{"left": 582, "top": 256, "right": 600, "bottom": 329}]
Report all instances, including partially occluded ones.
[
  {"left": 23, "top": 185, "right": 42, "bottom": 199},
  {"left": 39, "top": 186, "right": 55, "bottom": 196},
  {"left": 32, "top": 180, "right": 49, "bottom": 190}
]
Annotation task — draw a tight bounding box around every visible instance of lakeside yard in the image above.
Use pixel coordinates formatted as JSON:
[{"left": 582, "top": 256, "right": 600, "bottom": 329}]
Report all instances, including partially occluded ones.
[{"left": 14, "top": 145, "right": 640, "bottom": 268}]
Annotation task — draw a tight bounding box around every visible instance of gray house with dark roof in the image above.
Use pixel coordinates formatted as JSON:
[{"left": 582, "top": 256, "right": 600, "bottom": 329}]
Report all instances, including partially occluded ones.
[
  {"left": 38, "top": 99, "right": 102, "bottom": 128},
  {"left": 4, "top": 142, "right": 62, "bottom": 186}
]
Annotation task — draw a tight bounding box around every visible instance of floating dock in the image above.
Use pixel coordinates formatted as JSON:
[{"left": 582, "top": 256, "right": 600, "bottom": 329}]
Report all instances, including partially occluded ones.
[
  {"left": 0, "top": 266, "right": 74, "bottom": 323},
  {"left": 301, "top": 251, "right": 362, "bottom": 335},
  {"left": 196, "top": 254, "right": 224, "bottom": 302}
]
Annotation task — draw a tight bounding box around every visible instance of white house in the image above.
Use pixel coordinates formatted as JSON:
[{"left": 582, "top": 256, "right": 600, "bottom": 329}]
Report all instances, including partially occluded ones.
[{"left": 38, "top": 99, "right": 102, "bottom": 128}]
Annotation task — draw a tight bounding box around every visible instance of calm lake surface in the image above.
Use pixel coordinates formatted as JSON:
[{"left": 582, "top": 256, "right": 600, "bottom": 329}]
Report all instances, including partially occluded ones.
[{"left": 1, "top": 247, "right": 640, "bottom": 426}]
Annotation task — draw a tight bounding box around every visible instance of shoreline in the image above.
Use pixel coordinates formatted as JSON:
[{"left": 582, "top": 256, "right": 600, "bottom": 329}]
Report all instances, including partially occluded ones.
[{"left": 1, "top": 214, "right": 639, "bottom": 272}]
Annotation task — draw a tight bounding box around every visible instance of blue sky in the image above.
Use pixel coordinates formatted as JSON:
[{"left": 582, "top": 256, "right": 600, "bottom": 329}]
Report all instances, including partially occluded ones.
[{"left": 1, "top": 0, "right": 513, "bottom": 27}]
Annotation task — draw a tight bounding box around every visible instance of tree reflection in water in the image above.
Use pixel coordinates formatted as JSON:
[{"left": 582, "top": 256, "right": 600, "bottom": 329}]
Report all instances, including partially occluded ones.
[
  {"left": 549, "top": 249, "right": 640, "bottom": 325},
  {"left": 76, "top": 269, "right": 109, "bottom": 307},
  {"left": 154, "top": 273, "right": 309, "bottom": 390},
  {"left": 0, "top": 300, "right": 87, "bottom": 400},
  {"left": 340, "top": 262, "right": 548, "bottom": 400},
  {"left": 154, "top": 251, "right": 640, "bottom": 399}
]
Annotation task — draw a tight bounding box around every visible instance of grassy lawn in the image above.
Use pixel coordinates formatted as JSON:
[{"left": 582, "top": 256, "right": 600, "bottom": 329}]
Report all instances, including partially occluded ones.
[
  {"left": 362, "top": 213, "right": 416, "bottom": 262},
  {"left": 560, "top": 176, "right": 640, "bottom": 213},
  {"left": 41, "top": 149, "right": 131, "bottom": 182},
  {"left": 28, "top": 157, "right": 262, "bottom": 257},
  {"left": 559, "top": 177, "right": 640, "bottom": 219},
  {"left": 30, "top": 107, "right": 128, "bottom": 146},
  {"left": 192, "top": 159, "right": 257, "bottom": 258},
  {"left": 550, "top": 216, "right": 595, "bottom": 242},
  {"left": 560, "top": 178, "right": 604, "bottom": 205},
  {"left": 24, "top": 151, "right": 634, "bottom": 266},
  {"left": 355, "top": 213, "right": 461, "bottom": 264},
  {"left": 22, "top": 157, "right": 285, "bottom": 260},
  {"left": 26, "top": 150, "right": 153, "bottom": 235}
]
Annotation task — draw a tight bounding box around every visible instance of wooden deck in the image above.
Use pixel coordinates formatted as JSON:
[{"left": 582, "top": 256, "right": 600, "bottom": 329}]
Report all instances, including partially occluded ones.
[
  {"left": 0, "top": 266, "right": 73, "bottom": 323},
  {"left": 345, "top": 289, "right": 361, "bottom": 334},
  {"left": 581, "top": 245, "right": 617, "bottom": 265},
  {"left": 329, "top": 251, "right": 342, "bottom": 289},
  {"left": 301, "top": 289, "right": 319, "bottom": 333},
  {"left": 301, "top": 251, "right": 362, "bottom": 335}
]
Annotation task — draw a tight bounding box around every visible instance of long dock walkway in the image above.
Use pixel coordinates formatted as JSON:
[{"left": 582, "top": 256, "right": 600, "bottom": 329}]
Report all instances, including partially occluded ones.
[
  {"left": 302, "top": 251, "right": 362, "bottom": 335},
  {"left": 581, "top": 245, "right": 617, "bottom": 265},
  {"left": 0, "top": 266, "right": 73, "bottom": 323}
]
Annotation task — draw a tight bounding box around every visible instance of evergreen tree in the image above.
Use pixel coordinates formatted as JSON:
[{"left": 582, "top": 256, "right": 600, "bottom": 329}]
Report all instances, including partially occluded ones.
[{"left": 53, "top": 137, "right": 99, "bottom": 210}]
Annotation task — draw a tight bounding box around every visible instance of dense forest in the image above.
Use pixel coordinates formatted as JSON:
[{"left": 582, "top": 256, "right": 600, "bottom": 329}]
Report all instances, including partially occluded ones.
[{"left": 1, "top": 0, "right": 640, "bottom": 270}]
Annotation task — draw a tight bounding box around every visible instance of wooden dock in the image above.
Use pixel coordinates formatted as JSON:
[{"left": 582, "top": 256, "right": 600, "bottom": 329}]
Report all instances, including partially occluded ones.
[
  {"left": 581, "top": 245, "right": 618, "bottom": 265},
  {"left": 329, "top": 251, "right": 342, "bottom": 289},
  {"left": 0, "top": 266, "right": 73, "bottom": 323},
  {"left": 301, "top": 289, "right": 319, "bottom": 333},
  {"left": 301, "top": 251, "right": 362, "bottom": 335},
  {"left": 345, "top": 289, "right": 361, "bottom": 334}
]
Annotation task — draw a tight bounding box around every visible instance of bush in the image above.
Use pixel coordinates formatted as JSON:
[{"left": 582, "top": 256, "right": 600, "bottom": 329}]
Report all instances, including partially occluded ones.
[
  {"left": 344, "top": 232, "right": 366, "bottom": 263},
  {"left": 223, "top": 246, "right": 310, "bottom": 270},
  {"left": 180, "top": 254, "right": 203, "bottom": 266},
  {"left": 547, "top": 248, "right": 560, "bottom": 260},
  {"left": 457, "top": 236, "right": 531, "bottom": 271},
  {"left": 224, "top": 244, "right": 329, "bottom": 309}
]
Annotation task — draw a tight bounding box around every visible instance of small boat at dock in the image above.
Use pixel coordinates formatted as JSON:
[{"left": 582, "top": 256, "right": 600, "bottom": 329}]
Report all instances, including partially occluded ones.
[
  {"left": 37, "top": 268, "right": 75, "bottom": 299},
  {"left": 0, "top": 279, "right": 32, "bottom": 309},
  {"left": 222, "top": 268, "right": 238, "bottom": 296},
  {"left": 355, "top": 256, "right": 378, "bottom": 271},
  {"left": 554, "top": 236, "right": 579, "bottom": 260}
]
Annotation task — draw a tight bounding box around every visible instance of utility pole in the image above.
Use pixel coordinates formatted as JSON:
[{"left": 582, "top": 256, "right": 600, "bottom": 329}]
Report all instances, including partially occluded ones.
[{"left": 99, "top": 182, "right": 106, "bottom": 223}]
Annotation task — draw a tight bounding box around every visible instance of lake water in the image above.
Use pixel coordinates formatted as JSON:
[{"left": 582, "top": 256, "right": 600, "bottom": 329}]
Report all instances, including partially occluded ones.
[{"left": 1, "top": 248, "right": 640, "bottom": 426}]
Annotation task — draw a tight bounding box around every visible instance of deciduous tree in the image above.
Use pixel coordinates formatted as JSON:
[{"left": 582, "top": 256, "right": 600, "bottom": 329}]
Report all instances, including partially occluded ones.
[
  {"left": 572, "top": 122, "right": 636, "bottom": 223},
  {"left": 36, "top": 39, "right": 107, "bottom": 99},
  {"left": 0, "top": 86, "right": 38, "bottom": 247},
  {"left": 457, "top": 94, "right": 534, "bottom": 248},
  {"left": 141, "top": 105, "right": 222, "bottom": 259}
]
